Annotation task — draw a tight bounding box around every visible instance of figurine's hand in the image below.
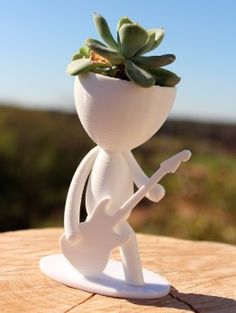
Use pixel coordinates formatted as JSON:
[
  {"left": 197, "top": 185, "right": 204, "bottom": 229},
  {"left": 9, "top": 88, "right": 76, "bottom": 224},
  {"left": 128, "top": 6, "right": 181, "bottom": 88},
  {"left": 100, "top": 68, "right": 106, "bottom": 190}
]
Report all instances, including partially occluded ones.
[{"left": 147, "top": 184, "right": 165, "bottom": 202}]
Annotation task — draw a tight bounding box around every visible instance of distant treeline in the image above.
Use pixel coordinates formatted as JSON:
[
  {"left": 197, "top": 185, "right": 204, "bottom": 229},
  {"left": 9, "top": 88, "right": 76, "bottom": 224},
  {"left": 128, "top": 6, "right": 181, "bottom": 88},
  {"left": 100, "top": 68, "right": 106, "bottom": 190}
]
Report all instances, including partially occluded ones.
[{"left": 159, "top": 119, "right": 236, "bottom": 153}]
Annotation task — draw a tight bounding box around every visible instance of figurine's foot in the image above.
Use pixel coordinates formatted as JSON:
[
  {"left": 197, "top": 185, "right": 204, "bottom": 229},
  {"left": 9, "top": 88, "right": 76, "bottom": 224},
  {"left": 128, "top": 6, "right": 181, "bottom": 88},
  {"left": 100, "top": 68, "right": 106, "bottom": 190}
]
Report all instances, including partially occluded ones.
[{"left": 40, "top": 255, "right": 170, "bottom": 299}]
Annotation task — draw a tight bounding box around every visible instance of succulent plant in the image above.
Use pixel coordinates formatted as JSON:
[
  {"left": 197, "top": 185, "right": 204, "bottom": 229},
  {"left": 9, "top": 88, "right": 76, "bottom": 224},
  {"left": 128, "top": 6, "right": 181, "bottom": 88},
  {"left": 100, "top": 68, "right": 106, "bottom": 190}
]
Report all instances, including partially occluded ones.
[{"left": 67, "top": 13, "right": 180, "bottom": 88}]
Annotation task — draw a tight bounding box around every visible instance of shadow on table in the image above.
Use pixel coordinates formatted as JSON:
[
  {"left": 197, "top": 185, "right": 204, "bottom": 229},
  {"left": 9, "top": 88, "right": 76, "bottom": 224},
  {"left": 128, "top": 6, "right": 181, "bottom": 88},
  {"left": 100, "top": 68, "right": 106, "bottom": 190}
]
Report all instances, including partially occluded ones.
[{"left": 128, "top": 286, "right": 236, "bottom": 313}]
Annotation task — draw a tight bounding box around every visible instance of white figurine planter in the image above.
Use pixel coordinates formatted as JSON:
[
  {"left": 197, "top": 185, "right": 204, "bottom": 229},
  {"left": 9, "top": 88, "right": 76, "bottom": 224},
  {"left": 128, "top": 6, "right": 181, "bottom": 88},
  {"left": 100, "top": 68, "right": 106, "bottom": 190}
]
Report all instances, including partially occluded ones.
[{"left": 40, "top": 72, "right": 191, "bottom": 299}]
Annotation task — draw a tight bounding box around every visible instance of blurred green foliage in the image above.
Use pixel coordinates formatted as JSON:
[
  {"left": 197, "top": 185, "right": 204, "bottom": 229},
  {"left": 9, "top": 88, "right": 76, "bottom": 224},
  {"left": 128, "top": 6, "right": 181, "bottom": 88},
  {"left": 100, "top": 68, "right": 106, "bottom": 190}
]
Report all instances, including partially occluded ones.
[
  {"left": 0, "top": 105, "right": 236, "bottom": 244},
  {"left": 0, "top": 106, "right": 93, "bottom": 230}
]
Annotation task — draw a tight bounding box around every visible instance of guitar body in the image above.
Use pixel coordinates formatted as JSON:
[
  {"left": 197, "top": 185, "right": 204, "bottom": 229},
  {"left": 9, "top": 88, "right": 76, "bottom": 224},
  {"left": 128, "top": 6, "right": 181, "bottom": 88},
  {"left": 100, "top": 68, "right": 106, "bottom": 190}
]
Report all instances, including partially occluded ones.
[
  {"left": 60, "top": 198, "right": 131, "bottom": 277},
  {"left": 60, "top": 235, "right": 109, "bottom": 277},
  {"left": 60, "top": 232, "right": 111, "bottom": 277}
]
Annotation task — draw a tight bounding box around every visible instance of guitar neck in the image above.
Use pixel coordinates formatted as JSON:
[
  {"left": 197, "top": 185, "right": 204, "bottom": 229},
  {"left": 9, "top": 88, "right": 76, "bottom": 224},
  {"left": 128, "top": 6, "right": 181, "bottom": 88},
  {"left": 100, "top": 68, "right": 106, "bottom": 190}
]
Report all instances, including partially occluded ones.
[{"left": 119, "top": 166, "right": 167, "bottom": 218}]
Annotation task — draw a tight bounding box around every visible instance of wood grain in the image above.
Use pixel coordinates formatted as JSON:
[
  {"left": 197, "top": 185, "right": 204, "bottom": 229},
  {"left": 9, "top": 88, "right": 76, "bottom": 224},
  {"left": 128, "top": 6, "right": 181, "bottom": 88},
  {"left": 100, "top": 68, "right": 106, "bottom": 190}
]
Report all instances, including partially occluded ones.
[{"left": 0, "top": 228, "right": 235, "bottom": 312}]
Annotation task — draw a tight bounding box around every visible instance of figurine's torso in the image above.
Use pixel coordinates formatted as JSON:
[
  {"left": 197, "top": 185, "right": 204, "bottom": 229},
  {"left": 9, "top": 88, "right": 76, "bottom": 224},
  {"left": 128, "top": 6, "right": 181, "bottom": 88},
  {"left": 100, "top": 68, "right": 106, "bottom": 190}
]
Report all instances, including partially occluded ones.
[{"left": 86, "top": 149, "right": 133, "bottom": 216}]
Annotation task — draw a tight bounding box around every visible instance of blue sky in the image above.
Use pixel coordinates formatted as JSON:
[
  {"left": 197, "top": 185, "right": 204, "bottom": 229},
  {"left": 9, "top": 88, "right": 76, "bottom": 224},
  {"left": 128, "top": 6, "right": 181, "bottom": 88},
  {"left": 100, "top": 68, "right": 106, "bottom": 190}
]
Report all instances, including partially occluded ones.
[{"left": 0, "top": 0, "right": 236, "bottom": 122}]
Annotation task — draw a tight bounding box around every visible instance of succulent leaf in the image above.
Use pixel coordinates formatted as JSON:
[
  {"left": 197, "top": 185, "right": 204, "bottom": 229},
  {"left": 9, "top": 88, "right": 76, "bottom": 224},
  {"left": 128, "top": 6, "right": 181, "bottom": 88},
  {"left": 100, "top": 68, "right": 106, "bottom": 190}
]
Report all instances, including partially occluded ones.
[
  {"left": 72, "top": 52, "right": 82, "bottom": 61},
  {"left": 148, "top": 68, "right": 181, "bottom": 86},
  {"left": 154, "top": 76, "right": 181, "bottom": 87},
  {"left": 117, "top": 31, "right": 121, "bottom": 51},
  {"left": 124, "top": 60, "right": 155, "bottom": 87},
  {"left": 133, "top": 54, "right": 176, "bottom": 68},
  {"left": 134, "top": 31, "right": 156, "bottom": 56},
  {"left": 149, "top": 67, "right": 179, "bottom": 77},
  {"left": 93, "top": 13, "right": 118, "bottom": 49},
  {"left": 149, "top": 28, "right": 165, "bottom": 51},
  {"left": 117, "top": 17, "right": 134, "bottom": 52},
  {"left": 119, "top": 24, "right": 149, "bottom": 58},
  {"left": 86, "top": 38, "right": 107, "bottom": 47},
  {"left": 86, "top": 38, "right": 124, "bottom": 64},
  {"left": 79, "top": 45, "right": 90, "bottom": 57},
  {"left": 72, "top": 45, "right": 90, "bottom": 61},
  {"left": 66, "top": 58, "right": 91, "bottom": 75},
  {"left": 117, "top": 16, "right": 133, "bottom": 31}
]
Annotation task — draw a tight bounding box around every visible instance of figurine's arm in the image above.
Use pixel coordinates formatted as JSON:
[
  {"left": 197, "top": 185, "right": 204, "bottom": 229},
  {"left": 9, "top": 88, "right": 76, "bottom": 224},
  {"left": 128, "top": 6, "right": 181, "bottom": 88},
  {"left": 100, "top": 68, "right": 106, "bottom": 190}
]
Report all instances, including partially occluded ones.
[
  {"left": 64, "top": 146, "right": 100, "bottom": 244},
  {"left": 125, "top": 151, "right": 165, "bottom": 202}
]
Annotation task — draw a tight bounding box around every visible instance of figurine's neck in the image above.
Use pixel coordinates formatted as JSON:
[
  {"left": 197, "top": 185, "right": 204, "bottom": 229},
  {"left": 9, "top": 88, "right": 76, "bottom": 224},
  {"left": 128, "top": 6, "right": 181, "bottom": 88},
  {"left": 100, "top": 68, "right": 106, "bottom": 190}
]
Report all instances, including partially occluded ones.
[{"left": 98, "top": 146, "right": 130, "bottom": 156}]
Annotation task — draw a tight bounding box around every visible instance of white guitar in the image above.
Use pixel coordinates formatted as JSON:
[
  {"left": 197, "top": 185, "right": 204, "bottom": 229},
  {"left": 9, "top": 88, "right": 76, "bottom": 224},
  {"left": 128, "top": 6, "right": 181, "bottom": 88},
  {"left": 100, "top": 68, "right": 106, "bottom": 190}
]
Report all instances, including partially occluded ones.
[{"left": 60, "top": 150, "right": 191, "bottom": 277}]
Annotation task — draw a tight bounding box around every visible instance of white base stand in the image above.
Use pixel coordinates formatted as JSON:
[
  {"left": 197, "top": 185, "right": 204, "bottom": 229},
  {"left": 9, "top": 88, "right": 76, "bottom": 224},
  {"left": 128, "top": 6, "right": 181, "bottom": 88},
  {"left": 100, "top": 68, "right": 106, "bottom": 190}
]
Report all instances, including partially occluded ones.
[{"left": 40, "top": 254, "right": 170, "bottom": 299}]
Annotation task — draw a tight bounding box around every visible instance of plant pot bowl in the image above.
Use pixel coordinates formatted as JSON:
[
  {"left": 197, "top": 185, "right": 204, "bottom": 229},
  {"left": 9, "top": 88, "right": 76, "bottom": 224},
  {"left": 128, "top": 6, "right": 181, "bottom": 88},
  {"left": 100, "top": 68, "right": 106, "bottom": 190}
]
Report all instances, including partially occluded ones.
[{"left": 74, "top": 72, "right": 176, "bottom": 151}]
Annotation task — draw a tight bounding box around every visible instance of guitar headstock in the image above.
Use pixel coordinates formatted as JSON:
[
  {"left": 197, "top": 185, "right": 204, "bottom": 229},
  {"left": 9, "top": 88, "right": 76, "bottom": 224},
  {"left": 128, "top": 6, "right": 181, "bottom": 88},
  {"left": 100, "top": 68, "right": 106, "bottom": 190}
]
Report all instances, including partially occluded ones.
[{"left": 160, "top": 150, "right": 191, "bottom": 174}]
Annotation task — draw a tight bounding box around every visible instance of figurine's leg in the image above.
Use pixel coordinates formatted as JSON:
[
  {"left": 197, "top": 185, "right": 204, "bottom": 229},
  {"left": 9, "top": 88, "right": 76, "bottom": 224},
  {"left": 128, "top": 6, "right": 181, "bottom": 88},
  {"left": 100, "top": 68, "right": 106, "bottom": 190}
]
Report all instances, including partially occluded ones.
[{"left": 118, "top": 222, "right": 144, "bottom": 286}]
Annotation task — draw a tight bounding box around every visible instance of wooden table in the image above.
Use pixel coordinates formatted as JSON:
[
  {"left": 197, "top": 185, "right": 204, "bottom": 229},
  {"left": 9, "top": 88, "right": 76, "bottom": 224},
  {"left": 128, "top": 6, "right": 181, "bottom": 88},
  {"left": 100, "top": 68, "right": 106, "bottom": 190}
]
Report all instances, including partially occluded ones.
[{"left": 1, "top": 228, "right": 236, "bottom": 312}]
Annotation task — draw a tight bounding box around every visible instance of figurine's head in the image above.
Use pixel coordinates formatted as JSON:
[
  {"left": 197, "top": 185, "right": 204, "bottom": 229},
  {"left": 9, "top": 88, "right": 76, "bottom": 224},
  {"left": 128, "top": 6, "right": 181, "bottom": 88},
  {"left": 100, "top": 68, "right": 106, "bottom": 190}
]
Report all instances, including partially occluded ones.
[{"left": 74, "top": 73, "right": 176, "bottom": 151}]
